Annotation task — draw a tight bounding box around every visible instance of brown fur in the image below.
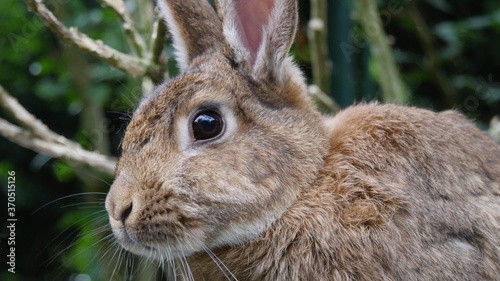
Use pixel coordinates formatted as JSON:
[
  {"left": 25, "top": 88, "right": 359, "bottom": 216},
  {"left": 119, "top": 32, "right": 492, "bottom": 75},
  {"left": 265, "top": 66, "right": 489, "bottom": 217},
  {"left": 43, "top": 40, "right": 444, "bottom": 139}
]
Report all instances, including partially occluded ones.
[
  {"left": 187, "top": 104, "right": 500, "bottom": 280},
  {"left": 106, "top": 0, "right": 500, "bottom": 280}
]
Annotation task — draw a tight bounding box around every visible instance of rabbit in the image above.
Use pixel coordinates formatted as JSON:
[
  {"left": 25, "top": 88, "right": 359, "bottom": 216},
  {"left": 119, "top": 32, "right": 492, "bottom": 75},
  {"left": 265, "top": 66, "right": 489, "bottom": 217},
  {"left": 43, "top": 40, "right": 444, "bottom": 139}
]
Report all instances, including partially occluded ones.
[{"left": 105, "top": 0, "right": 500, "bottom": 280}]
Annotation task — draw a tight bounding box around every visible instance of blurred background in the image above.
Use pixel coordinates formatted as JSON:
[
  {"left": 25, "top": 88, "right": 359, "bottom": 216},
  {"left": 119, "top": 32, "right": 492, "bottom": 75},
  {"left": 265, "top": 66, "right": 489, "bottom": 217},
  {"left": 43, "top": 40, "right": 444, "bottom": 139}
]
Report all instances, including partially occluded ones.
[{"left": 1, "top": 0, "right": 499, "bottom": 280}]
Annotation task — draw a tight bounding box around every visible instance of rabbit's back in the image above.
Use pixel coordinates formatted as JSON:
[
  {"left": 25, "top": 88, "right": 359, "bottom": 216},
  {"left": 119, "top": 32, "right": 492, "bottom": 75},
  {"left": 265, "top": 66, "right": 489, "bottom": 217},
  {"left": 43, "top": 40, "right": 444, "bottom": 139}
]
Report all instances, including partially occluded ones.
[{"left": 319, "top": 103, "right": 500, "bottom": 280}]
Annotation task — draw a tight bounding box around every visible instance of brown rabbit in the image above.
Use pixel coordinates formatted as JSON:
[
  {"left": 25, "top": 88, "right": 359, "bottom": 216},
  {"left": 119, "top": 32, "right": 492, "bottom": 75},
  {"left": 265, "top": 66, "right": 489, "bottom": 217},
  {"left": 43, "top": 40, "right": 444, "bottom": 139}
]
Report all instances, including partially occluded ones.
[{"left": 105, "top": 0, "right": 500, "bottom": 280}]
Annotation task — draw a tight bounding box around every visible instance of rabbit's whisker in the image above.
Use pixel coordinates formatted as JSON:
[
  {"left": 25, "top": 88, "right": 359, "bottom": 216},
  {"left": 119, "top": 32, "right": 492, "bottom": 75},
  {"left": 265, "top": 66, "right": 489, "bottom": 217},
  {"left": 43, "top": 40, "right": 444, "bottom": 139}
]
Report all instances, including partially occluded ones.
[
  {"left": 187, "top": 229, "right": 239, "bottom": 281},
  {"left": 32, "top": 192, "right": 107, "bottom": 215},
  {"left": 109, "top": 246, "right": 125, "bottom": 280},
  {"left": 165, "top": 237, "right": 179, "bottom": 281},
  {"left": 38, "top": 209, "right": 108, "bottom": 262}
]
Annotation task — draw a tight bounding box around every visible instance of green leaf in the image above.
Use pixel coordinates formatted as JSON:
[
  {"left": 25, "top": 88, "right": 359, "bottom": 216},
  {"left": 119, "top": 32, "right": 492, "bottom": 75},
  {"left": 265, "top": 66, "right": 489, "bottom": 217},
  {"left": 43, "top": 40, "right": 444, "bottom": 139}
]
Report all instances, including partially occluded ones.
[{"left": 52, "top": 161, "right": 75, "bottom": 183}]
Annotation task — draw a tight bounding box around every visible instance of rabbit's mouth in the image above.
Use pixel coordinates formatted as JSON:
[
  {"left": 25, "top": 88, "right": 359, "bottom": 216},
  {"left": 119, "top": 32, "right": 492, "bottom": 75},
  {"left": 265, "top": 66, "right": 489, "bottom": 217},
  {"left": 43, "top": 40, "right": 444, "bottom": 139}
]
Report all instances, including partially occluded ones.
[{"left": 109, "top": 215, "right": 203, "bottom": 260}]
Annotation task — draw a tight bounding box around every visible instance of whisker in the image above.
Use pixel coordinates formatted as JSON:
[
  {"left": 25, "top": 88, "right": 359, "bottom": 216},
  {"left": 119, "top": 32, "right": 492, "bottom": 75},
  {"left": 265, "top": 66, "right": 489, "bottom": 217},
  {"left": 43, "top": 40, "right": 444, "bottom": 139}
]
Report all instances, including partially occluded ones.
[
  {"left": 165, "top": 238, "right": 178, "bottom": 281},
  {"left": 97, "top": 233, "right": 119, "bottom": 264},
  {"left": 70, "top": 230, "right": 121, "bottom": 276},
  {"left": 179, "top": 245, "right": 195, "bottom": 281},
  {"left": 109, "top": 243, "right": 125, "bottom": 280},
  {"left": 59, "top": 201, "right": 105, "bottom": 209},
  {"left": 42, "top": 215, "right": 110, "bottom": 266},
  {"left": 31, "top": 192, "right": 107, "bottom": 215},
  {"left": 99, "top": 238, "right": 119, "bottom": 266},
  {"left": 150, "top": 255, "right": 163, "bottom": 281},
  {"left": 174, "top": 244, "right": 188, "bottom": 280},
  {"left": 187, "top": 229, "right": 239, "bottom": 281},
  {"left": 47, "top": 161, "right": 113, "bottom": 186},
  {"left": 158, "top": 255, "right": 167, "bottom": 281},
  {"left": 128, "top": 251, "right": 135, "bottom": 281},
  {"left": 37, "top": 209, "right": 108, "bottom": 260},
  {"left": 123, "top": 251, "right": 131, "bottom": 280}
]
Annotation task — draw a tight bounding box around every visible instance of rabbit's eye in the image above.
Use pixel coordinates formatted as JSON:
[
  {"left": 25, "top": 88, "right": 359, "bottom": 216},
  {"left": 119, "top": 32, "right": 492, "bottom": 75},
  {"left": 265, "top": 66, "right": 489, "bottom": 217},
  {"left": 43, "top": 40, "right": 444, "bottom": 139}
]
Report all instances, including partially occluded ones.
[{"left": 192, "top": 111, "right": 223, "bottom": 141}]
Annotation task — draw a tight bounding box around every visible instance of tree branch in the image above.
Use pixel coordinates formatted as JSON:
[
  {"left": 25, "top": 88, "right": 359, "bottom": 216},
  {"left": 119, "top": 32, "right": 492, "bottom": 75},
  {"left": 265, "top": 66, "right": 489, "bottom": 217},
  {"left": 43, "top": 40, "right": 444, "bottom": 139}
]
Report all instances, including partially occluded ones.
[
  {"left": 353, "top": 0, "right": 410, "bottom": 104},
  {"left": 0, "top": 85, "right": 65, "bottom": 144},
  {"left": 24, "top": 0, "right": 155, "bottom": 77},
  {"left": 98, "top": 0, "right": 148, "bottom": 57},
  {"left": 308, "top": 0, "right": 331, "bottom": 98},
  {"left": 309, "top": 85, "right": 341, "bottom": 114},
  {"left": 0, "top": 85, "right": 116, "bottom": 175}
]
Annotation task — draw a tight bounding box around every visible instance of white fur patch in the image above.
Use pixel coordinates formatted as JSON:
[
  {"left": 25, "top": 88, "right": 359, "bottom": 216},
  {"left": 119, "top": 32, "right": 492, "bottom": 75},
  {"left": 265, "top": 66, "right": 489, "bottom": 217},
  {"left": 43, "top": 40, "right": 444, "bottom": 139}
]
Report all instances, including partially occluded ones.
[{"left": 210, "top": 213, "right": 273, "bottom": 248}]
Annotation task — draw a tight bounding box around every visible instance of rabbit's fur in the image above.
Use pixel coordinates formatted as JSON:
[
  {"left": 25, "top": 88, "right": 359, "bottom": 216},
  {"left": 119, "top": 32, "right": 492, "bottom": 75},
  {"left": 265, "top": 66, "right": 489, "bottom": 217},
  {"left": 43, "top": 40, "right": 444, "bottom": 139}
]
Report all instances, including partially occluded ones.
[{"left": 106, "top": 0, "right": 500, "bottom": 280}]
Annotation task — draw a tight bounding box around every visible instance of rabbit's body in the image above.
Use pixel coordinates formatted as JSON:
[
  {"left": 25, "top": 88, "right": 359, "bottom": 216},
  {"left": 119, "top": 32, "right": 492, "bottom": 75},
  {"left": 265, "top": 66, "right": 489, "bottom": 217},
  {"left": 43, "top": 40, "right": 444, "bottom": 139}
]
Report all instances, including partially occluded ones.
[
  {"left": 188, "top": 104, "right": 500, "bottom": 280},
  {"left": 106, "top": 0, "right": 500, "bottom": 280}
]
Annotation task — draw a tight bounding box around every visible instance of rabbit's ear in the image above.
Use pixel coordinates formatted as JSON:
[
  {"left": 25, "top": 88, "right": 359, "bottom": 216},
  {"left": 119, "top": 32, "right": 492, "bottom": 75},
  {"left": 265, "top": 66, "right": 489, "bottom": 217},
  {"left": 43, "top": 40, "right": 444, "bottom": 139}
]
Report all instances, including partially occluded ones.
[
  {"left": 158, "top": 0, "right": 224, "bottom": 71},
  {"left": 216, "top": 0, "right": 298, "bottom": 81}
]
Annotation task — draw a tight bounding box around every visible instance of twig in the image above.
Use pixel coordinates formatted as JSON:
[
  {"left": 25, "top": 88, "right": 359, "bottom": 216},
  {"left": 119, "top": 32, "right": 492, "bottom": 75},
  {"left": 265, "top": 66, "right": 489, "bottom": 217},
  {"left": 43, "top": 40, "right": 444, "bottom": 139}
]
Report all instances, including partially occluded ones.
[
  {"left": 0, "top": 86, "right": 116, "bottom": 175},
  {"left": 98, "top": 0, "right": 148, "bottom": 57},
  {"left": 0, "top": 85, "right": 65, "bottom": 144},
  {"left": 309, "top": 85, "right": 341, "bottom": 114},
  {"left": 0, "top": 119, "right": 116, "bottom": 175},
  {"left": 353, "top": 0, "right": 410, "bottom": 104},
  {"left": 308, "top": 0, "right": 331, "bottom": 97},
  {"left": 25, "top": 0, "right": 153, "bottom": 77}
]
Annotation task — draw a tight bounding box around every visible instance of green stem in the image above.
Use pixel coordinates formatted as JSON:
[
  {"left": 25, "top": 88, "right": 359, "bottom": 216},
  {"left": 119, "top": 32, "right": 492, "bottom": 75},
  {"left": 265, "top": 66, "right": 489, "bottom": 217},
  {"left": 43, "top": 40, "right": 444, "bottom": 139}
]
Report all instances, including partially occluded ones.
[{"left": 354, "top": 0, "right": 410, "bottom": 104}]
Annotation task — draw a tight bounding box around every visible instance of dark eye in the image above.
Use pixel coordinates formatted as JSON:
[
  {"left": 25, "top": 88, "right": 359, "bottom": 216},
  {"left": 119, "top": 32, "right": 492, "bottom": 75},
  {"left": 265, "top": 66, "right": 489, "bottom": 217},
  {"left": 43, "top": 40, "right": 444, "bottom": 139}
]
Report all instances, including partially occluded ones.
[{"left": 192, "top": 111, "right": 223, "bottom": 141}]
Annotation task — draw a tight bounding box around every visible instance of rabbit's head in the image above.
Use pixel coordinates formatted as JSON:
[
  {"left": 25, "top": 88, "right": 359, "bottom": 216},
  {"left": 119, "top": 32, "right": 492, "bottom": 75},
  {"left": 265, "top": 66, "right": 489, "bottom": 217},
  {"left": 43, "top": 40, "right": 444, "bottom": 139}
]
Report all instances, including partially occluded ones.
[{"left": 106, "top": 0, "right": 328, "bottom": 259}]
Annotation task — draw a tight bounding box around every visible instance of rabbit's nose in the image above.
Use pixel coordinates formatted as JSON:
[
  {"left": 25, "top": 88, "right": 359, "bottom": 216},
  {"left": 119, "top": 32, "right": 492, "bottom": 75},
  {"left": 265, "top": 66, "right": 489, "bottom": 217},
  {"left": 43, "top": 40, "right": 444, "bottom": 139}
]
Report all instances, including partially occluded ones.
[
  {"left": 106, "top": 181, "right": 134, "bottom": 223},
  {"left": 115, "top": 201, "right": 133, "bottom": 222},
  {"left": 106, "top": 192, "right": 133, "bottom": 222}
]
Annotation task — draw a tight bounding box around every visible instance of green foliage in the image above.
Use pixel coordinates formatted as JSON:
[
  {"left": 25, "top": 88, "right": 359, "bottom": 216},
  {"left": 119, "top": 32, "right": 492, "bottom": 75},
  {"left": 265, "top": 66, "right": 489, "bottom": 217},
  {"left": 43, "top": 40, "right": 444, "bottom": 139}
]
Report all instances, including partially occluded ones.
[
  {"left": 0, "top": 0, "right": 129, "bottom": 279},
  {"left": 381, "top": 0, "right": 500, "bottom": 122}
]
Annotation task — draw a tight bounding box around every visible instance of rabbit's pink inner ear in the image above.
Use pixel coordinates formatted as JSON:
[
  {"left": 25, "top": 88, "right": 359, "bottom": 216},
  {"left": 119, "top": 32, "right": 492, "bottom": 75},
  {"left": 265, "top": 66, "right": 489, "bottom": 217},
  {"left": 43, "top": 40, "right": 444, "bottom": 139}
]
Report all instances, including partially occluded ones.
[{"left": 234, "top": 0, "right": 275, "bottom": 64}]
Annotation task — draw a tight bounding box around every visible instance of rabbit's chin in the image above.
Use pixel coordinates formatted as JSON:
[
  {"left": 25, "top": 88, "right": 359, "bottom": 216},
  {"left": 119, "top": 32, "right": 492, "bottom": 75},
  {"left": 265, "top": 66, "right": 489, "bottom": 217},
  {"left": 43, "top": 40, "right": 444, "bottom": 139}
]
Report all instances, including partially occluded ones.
[
  {"left": 111, "top": 224, "right": 200, "bottom": 261},
  {"left": 121, "top": 241, "right": 200, "bottom": 261},
  {"left": 110, "top": 211, "right": 273, "bottom": 261}
]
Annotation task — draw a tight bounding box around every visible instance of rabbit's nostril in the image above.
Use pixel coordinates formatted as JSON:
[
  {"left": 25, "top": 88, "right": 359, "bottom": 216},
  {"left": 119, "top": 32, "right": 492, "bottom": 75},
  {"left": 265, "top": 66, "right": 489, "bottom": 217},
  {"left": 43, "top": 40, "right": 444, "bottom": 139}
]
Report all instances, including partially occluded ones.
[{"left": 120, "top": 202, "right": 133, "bottom": 222}]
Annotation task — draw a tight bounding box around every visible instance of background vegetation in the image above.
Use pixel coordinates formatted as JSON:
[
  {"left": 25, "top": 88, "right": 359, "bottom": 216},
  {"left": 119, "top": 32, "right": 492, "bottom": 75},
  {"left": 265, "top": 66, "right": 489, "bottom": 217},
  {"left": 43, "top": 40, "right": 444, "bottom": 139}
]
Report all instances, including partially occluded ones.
[{"left": 1, "top": 0, "right": 499, "bottom": 280}]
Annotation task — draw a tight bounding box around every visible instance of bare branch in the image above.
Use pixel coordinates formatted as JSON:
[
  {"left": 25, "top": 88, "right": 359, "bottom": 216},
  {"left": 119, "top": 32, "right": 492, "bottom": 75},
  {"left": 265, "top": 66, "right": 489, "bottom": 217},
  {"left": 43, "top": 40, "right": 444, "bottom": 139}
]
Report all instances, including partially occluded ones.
[
  {"left": 0, "top": 85, "right": 65, "bottom": 144},
  {"left": 308, "top": 0, "right": 331, "bottom": 96},
  {"left": 24, "top": 0, "right": 154, "bottom": 77},
  {"left": 0, "top": 86, "right": 116, "bottom": 175},
  {"left": 98, "top": 0, "right": 148, "bottom": 57},
  {"left": 0, "top": 118, "right": 116, "bottom": 175},
  {"left": 353, "top": 0, "right": 410, "bottom": 104},
  {"left": 309, "top": 85, "right": 341, "bottom": 114}
]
